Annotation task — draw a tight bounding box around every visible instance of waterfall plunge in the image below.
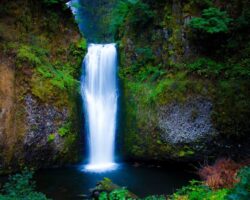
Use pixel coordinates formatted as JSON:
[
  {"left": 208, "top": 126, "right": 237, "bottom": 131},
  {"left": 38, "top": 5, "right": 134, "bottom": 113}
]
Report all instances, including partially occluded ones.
[{"left": 81, "top": 44, "right": 118, "bottom": 172}]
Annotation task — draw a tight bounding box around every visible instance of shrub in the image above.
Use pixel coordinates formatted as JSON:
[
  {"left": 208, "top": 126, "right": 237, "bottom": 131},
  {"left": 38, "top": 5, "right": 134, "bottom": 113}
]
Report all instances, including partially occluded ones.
[
  {"left": 0, "top": 169, "right": 50, "bottom": 200},
  {"left": 171, "top": 180, "right": 229, "bottom": 200},
  {"left": 109, "top": 189, "right": 130, "bottom": 200},
  {"left": 189, "top": 7, "right": 232, "bottom": 34},
  {"left": 99, "top": 189, "right": 130, "bottom": 200},
  {"left": 198, "top": 159, "right": 242, "bottom": 189}
]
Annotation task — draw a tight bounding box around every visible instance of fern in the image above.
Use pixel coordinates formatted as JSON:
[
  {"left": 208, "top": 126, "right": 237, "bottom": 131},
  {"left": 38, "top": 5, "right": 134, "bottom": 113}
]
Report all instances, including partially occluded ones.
[{"left": 189, "top": 7, "right": 232, "bottom": 33}]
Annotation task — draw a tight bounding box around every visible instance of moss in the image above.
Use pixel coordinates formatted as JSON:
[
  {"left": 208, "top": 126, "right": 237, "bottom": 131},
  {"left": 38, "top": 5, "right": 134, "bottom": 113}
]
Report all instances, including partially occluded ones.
[
  {"left": 98, "top": 178, "right": 114, "bottom": 191},
  {"left": 58, "top": 122, "right": 71, "bottom": 137},
  {"left": 0, "top": 0, "right": 85, "bottom": 171},
  {"left": 47, "top": 134, "right": 55, "bottom": 142},
  {"left": 59, "top": 133, "right": 79, "bottom": 162},
  {"left": 16, "top": 45, "right": 45, "bottom": 67},
  {"left": 123, "top": 69, "right": 250, "bottom": 158},
  {"left": 121, "top": 66, "right": 218, "bottom": 159},
  {"left": 177, "top": 146, "right": 195, "bottom": 157},
  {"left": 121, "top": 72, "right": 189, "bottom": 159}
]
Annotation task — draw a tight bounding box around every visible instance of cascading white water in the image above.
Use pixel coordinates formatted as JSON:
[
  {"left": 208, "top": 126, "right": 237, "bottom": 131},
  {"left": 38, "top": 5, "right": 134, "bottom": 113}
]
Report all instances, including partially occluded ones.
[
  {"left": 81, "top": 44, "right": 118, "bottom": 172},
  {"left": 66, "top": 0, "right": 79, "bottom": 15}
]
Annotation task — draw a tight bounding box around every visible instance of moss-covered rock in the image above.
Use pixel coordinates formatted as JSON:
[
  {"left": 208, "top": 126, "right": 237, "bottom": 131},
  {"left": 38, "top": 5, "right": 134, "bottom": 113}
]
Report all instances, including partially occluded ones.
[
  {"left": 0, "top": 0, "right": 86, "bottom": 173},
  {"left": 117, "top": 0, "right": 250, "bottom": 161}
]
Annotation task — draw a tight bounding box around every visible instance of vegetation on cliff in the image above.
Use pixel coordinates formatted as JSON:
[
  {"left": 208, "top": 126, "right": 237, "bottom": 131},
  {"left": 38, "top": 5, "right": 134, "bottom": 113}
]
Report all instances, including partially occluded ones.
[
  {"left": 0, "top": 0, "right": 249, "bottom": 199},
  {"left": 0, "top": 0, "right": 86, "bottom": 172},
  {"left": 108, "top": 0, "right": 250, "bottom": 160}
]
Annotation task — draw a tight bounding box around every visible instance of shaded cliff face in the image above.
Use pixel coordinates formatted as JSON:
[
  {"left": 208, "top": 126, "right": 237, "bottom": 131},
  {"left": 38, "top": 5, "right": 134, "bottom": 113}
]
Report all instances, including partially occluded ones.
[
  {"left": 0, "top": 0, "right": 86, "bottom": 173},
  {"left": 116, "top": 0, "right": 250, "bottom": 161}
]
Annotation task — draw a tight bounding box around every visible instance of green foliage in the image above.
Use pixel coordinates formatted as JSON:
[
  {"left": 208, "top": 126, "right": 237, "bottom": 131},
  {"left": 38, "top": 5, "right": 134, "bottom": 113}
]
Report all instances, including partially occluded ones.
[
  {"left": 185, "top": 58, "right": 225, "bottom": 77},
  {"left": 16, "top": 45, "right": 48, "bottom": 67},
  {"left": 47, "top": 134, "right": 55, "bottom": 142},
  {"left": 96, "top": 179, "right": 132, "bottom": 200},
  {"left": 109, "top": 189, "right": 130, "bottom": 200},
  {"left": 58, "top": 122, "right": 71, "bottom": 137},
  {"left": 142, "top": 195, "right": 166, "bottom": 200},
  {"left": 71, "top": 38, "right": 87, "bottom": 57},
  {"left": 189, "top": 7, "right": 232, "bottom": 33},
  {"left": 178, "top": 147, "right": 195, "bottom": 157},
  {"left": 184, "top": 56, "right": 250, "bottom": 79},
  {"left": 99, "top": 189, "right": 130, "bottom": 200},
  {"left": 135, "top": 47, "right": 153, "bottom": 57},
  {"left": 127, "top": 0, "right": 155, "bottom": 27},
  {"left": 121, "top": 72, "right": 192, "bottom": 159},
  {"left": 0, "top": 169, "right": 50, "bottom": 200},
  {"left": 96, "top": 178, "right": 114, "bottom": 191},
  {"left": 226, "top": 166, "right": 250, "bottom": 200},
  {"left": 110, "top": 0, "right": 130, "bottom": 35},
  {"left": 149, "top": 72, "right": 189, "bottom": 104},
  {"left": 233, "top": 1, "right": 250, "bottom": 30},
  {"left": 0, "top": 0, "right": 83, "bottom": 169},
  {"left": 28, "top": 37, "right": 86, "bottom": 101},
  {"left": 112, "top": 0, "right": 155, "bottom": 34},
  {"left": 99, "top": 192, "right": 109, "bottom": 200},
  {"left": 120, "top": 64, "right": 165, "bottom": 82},
  {"left": 171, "top": 166, "right": 250, "bottom": 200},
  {"left": 135, "top": 47, "right": 155, "bottom": 65},
  {"left": 32, "top": 63, "right": 79, "bottom": 101},
  {"left": 228, "top": 60, "right": 250, "bottom": 78},
  {"left": 96, "top": 167, "right": 250, "bottom": 200},
  {"left": 226, "top": 41, "right": 250, "bottom": 78},
  {"left": 49, "top": 67, "right": 79, "bottom": 90},
  {"left": 61, "top": 133, "right": 78, "bottom": 156},
  {"left": 137, "top": 65, "right": 165, "bottom": 82},
  {"left": 14, "top": 40, "right": 82, "bottom": 102},
  {"left": 172, "top": 180, "right": 229, "bottom": 200}
]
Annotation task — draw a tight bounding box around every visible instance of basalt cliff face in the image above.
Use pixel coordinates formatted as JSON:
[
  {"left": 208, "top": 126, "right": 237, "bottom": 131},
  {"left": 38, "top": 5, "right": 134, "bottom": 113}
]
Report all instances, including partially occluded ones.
[
  {"left": 0, "top": 0, "right": 85, "bottom": 173},
  {"left": 116, "top": 0, "right": 250, "bottom": 161}
]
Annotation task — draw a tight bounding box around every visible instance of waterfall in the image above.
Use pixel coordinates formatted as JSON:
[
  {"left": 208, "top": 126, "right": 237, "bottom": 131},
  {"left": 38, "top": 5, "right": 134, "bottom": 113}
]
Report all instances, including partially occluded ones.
[
  {"left": 66, "top": 0, "right": 79, "bottom": 15},
  {"left": 81, "top": 44, "right": 118, "bottom": 172}
]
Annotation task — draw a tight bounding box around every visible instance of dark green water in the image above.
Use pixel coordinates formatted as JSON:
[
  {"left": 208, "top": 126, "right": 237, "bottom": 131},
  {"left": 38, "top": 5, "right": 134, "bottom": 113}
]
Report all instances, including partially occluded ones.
[{"left": 33, "top": 163, "right": 197, "bottom": 200}]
